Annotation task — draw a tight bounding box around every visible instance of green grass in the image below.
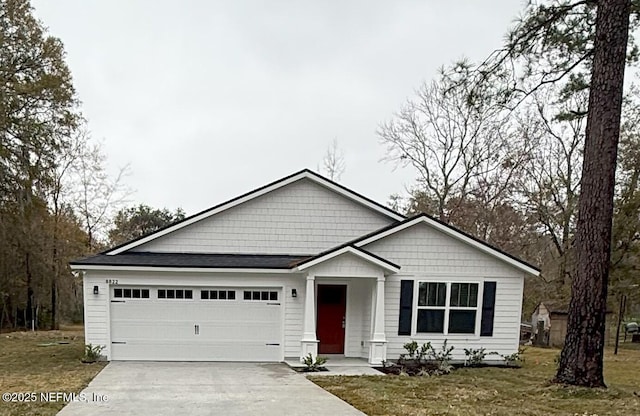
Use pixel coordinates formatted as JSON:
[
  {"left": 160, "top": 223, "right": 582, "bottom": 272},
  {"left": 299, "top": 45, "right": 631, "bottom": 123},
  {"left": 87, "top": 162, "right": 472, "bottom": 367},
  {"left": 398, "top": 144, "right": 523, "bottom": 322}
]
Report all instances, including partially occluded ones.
[
  {"left": 0, "top": 326, "right": 106, "bottom": 416},
  {"left": 310, "top": 347, "right": 640, "bottom": 416}
]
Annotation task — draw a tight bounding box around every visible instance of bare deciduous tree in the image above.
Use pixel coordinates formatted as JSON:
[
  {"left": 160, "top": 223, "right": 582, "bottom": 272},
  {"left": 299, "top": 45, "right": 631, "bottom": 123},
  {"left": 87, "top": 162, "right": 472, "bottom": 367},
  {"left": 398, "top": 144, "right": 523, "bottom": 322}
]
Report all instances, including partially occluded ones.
[
  {"left": 321, "top": 138, "right": 346, "bottom": 181},
  {"left": 518, "top": 88, "right": 588, "bottom": 287},
  {"left": 70, "top": 137, "right": 132, "bottom": 251},
  {"left": 379, "top": 63, "right": 521, "bottom": 222}
]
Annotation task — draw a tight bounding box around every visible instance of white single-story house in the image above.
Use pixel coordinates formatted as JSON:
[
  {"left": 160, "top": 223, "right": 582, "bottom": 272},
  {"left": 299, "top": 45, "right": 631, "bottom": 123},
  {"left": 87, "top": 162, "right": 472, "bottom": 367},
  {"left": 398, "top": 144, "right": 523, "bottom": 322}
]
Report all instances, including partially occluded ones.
[{"left": 70, "top": 169, "right": 539, "bottom": 364}]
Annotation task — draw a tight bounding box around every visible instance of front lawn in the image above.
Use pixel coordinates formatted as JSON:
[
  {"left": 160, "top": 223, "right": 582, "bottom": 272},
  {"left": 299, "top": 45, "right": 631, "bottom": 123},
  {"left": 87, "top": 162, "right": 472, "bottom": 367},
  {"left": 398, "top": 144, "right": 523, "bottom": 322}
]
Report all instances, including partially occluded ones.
[
  {"left": 0, "top": 326, "right": 106, "bottom": 416},
  {"left": 310, "top": 347, "right": 640, "bottom": 415}
]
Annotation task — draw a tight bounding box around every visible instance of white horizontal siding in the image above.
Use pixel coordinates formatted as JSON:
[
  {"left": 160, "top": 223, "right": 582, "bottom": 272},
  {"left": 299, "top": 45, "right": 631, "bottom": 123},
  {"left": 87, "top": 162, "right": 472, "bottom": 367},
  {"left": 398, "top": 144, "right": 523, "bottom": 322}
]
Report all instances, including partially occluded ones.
[
  {"left": 362, "top": 223, "right": 525, "bottom": 359},
  {"left": 284, "top": 279, "right": 305, "bottom": 357},
  {"left": 83, "top": 273, "right": 110, "bottom": 356},
  {"left": 132, "top": 179, "right": 393, "bottom": 254}
]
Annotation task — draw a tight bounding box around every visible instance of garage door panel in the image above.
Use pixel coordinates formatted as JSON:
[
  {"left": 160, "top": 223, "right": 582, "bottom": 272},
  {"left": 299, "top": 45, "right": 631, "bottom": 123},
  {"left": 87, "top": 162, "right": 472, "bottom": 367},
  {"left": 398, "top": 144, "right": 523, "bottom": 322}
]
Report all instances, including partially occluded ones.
[
  {"left": 113, "top": 322, "right": 280, "bottom": 341},
  {"left": 199, "top": 321, "right": 281, "bottom": 340},
  {"left": 112, "top": 340, "right": 282, "bottom": 361},
  {"left": 111, "top": 320, "right": 198, "bottom": 340},
  {"left": 109, "top": 286, "right": 283, "bottom": 361}
]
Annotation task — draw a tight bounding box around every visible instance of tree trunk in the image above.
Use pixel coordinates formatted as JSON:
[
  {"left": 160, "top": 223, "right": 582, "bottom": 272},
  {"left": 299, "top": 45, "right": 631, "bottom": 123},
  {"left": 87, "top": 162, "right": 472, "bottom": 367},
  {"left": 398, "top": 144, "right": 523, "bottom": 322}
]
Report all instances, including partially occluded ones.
[
  {"left": 26, "top": 253, "right": 34, "bottom": 331},
  {"left": 51, "top": 215, "right": 59, "bottom": 330},
  {"left": 554, "top": 0, "right": 630, "bottom": 387},
  {"left": 50, "top": 277, "right": 58, "bottom": 330}
]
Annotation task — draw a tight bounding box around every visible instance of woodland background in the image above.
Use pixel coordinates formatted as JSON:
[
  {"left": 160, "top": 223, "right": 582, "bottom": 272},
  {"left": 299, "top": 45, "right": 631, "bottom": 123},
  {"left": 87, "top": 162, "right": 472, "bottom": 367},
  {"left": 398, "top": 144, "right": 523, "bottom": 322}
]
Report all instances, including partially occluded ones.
[{"left": 1, "top": 0, "right": 639, "bottom": 331}]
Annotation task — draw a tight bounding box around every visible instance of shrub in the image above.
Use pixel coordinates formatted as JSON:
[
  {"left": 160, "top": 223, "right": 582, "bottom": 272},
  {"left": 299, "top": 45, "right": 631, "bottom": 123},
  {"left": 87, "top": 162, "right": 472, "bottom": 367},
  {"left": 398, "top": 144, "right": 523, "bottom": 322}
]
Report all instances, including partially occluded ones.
[
  {"left": 502, "top": 347, "right": 526, "bottom": 367},
  {"left": 464, "top": 348, "right": 499, "bottom": 367},
  {"left": 403, "top": 340, "right": 419, "bottom": 358},
  {"left": 302, "top": 353, "right": 327, "bottom": 372},
  {"left": 430, "top": 340, "right": 454, "bottom": 374},
  {"left": 391, "top": 339, "right": 452, "bottom": 376},
  {"left": 82, "top": 344, "right": 105, "bottom": 363},
  {"left": 464, "top": 347, "right": 487, "bottom": 366}
]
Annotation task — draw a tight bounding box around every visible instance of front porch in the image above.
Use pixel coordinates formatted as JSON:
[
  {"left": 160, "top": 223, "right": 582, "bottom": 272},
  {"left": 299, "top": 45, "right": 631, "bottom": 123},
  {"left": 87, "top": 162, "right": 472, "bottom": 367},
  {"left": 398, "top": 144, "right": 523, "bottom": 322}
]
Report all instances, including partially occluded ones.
[{"left": 292, "top": 246, "right": 400, "bottom": 365}]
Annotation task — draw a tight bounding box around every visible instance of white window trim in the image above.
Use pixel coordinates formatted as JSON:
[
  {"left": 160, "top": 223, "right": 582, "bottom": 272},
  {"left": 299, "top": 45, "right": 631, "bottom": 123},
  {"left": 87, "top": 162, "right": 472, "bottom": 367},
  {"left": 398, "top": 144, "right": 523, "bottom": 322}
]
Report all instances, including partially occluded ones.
[
  {"left": 157, "top": 288, "right": 195, "bottom": 300},
  {"left": 112, "top": 287, "right": 150, "bottom": 299},
  {"left": 413, "top": 280, "right": 484, "bottom": 336}
]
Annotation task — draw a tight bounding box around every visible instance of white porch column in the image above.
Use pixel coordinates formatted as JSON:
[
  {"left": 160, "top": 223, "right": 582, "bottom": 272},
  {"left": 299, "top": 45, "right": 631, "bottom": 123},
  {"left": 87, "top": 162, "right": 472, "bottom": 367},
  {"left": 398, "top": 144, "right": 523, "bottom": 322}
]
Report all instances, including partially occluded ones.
[
  {"left": 300, "top": 273, "right": 318, "bottom": 361},
  {"left": 369, "top": 275, "right": 387, "bottom": 365}
]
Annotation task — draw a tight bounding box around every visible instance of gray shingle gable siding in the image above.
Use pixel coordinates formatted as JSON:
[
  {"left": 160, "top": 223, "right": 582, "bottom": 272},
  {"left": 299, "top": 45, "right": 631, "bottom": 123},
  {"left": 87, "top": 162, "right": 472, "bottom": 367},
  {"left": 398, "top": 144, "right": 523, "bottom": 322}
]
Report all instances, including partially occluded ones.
[
  {"left": 103, "top": 169, "right": 405, "bottom": 255},
  {"left": 351, "top": 213, "right": 541, "bottom": 273}
]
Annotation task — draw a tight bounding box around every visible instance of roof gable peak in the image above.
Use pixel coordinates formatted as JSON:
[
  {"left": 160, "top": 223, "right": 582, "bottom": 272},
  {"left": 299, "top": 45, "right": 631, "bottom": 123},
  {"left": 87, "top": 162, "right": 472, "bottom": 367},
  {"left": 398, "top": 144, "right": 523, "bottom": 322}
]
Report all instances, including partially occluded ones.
[
  {"left": 353, "top": 213, "right": 540, "bottom": 276},
  {"left": 105, "top": 169, "right": 404, "bottom": 255}
]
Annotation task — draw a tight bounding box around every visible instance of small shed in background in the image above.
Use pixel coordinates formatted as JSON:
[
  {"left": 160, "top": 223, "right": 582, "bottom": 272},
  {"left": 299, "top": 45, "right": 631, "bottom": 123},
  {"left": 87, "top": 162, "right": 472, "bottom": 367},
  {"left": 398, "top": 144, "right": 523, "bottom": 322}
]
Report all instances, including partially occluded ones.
[{"left": 531, "top": 301, "right": 613, "bottom": 347}]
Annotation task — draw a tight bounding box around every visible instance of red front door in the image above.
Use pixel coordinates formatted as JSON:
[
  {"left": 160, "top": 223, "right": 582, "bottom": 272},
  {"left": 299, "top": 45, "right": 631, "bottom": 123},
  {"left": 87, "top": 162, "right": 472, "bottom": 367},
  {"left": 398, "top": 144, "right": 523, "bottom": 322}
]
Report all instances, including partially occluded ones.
[{"left": 317, "top": 285, "right": 347, "bottom": 354}]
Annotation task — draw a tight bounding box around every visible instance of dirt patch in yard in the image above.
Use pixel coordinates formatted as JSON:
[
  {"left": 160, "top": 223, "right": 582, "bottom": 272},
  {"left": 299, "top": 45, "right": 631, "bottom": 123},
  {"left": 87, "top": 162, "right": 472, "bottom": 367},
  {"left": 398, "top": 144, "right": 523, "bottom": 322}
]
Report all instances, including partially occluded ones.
[{"left": 0, "top": 326, "right": 106, "bottom": 416}]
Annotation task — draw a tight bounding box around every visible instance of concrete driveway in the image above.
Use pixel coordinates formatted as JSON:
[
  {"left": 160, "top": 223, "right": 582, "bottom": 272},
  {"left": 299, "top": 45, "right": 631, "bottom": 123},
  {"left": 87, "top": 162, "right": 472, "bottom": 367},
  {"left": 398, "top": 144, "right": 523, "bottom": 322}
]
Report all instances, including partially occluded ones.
[{"left": 57, "top": 362, "right": 365, "bottom": 416}]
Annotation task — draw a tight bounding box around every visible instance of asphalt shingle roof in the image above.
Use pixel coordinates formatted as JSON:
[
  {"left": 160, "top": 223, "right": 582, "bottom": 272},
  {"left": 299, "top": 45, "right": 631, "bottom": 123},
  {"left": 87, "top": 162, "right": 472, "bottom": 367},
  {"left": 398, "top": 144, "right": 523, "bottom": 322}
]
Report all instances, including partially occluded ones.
[{"left": 70, "top": 252, "right": 311, "bottom": 269}]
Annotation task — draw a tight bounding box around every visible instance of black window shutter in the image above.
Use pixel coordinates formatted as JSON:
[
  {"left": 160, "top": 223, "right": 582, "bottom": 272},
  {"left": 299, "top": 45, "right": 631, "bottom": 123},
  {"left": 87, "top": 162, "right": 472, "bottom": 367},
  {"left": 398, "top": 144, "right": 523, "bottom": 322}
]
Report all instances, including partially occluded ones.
[
  {"left": 480, "top": 281, "right": 497, "bottom": 336},
  {"left": 398, "top": 280, "right": 414, "bottom": 335}
]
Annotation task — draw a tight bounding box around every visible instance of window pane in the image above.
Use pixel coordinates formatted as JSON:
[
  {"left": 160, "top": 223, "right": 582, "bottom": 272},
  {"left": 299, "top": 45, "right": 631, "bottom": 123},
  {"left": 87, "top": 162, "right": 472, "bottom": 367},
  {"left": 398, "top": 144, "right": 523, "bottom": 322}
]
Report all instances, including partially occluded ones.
[
  {"left": 201, "top": 290, "right": 209, "bottom": 300},
  {"left": 450, "top": 283, "right": 460, "bottom": 307},
  {"left": 167, "top": 290, "right": 175, "bottom": 299},
  {"left": 469, "top": 284, "right": 478, "bottom": 307},
  {"left": 418, "top": 282, "right": 427, "bottom": 306},
  {"left": 228, "top": 291, "right": 236, "bottom": 300},
  {"left": 176, "top": 290, "right": 184, "bottom": 299},
  {"left": 124, "top": 289, "right": 132, "bottom": 298},
  {"left": 211, "top": 290, "right": 218, "bottom": 300},
  {"left": 427, "top": 283, "right": 436, "bottom": 306},
  {"left": 436, "top": 283, "right": 446, "bottom": 306},
  {"left": 219, "top": 290, "right": 227, "bottom": 300},
  {"left": 448, "top": 310, "right": 476, "bottom": 333},
  {"left": 261, "top": 291, "right": 268, "bottom": 300},
  {"left": 450, "top": 283, "right": 479, "bottom": 307},
  {"left": 459, "top": 283, "right": 469, "bottom": 306},
  {"left": 158, "top": 289, "right": 165, "bottom": 299},
  {"left": 416, "top": 309, "right": 445, "bottom": 333},
  {"left": 269, "top": 291, "right": 277, "bottom": 301},
  {"left": 244, "top": 291, "right": 251, "bottom": 300},
  {"left": 185, "top": 290, "right": 192, "bottom": 299},
  {"left": 114, "top": 288, "right": 122, "bottom": 298},
  {"left": 142, "top": 289, "right": 149, "bottom": 298},
  {"left": 133, "top": 289, "right": 141, "bottom": 298},
  {"left": 419, "top": 283, "right": 446, "bottom": 306},
  {"left": 252, "top": 291, "right": 260, "bottom": 300}
]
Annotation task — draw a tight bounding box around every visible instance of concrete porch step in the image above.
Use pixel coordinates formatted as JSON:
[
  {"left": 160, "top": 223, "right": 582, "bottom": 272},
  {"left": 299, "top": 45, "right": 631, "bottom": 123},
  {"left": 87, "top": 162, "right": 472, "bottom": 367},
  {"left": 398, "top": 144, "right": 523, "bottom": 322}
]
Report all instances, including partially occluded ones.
[{"left": 284, "top": 356, "right": 385, "bottom": 376}]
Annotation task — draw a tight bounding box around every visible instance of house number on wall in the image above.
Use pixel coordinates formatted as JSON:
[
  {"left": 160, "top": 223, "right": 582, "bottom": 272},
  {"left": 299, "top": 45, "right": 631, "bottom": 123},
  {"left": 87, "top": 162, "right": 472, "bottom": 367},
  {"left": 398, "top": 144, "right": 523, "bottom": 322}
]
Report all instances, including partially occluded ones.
[{"left": 105, "top": 279, "right": 119, "bottom": 284}]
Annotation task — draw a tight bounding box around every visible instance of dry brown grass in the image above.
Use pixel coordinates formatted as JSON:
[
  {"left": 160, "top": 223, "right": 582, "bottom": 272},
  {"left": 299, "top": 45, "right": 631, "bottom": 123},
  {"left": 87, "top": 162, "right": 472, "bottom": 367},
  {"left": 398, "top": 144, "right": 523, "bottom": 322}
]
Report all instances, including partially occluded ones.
[
  {"left": 0, "top": 326, "right": 106, "bottom": 416},
  {"left": 310, "top": 347, "right": 640, "bottom": 416}
]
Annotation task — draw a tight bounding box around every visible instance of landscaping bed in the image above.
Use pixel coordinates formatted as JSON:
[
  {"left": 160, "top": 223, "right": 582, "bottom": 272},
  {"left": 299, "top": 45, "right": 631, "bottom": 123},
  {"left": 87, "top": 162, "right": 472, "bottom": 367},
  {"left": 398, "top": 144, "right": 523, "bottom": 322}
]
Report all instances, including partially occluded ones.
[
  {"left": 291, "top": 366, "right": 329, "bottom": 373},
  {"left": 375, "top": 361, "right": 519, "bottom": 376}
]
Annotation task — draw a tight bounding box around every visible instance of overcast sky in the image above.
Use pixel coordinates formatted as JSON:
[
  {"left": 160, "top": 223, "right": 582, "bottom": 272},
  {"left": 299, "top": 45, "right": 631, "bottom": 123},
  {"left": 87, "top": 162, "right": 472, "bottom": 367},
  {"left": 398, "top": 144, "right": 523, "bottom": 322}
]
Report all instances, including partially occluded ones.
[{"left": 31, "top": 0, "right": 525, "bottom": 216}]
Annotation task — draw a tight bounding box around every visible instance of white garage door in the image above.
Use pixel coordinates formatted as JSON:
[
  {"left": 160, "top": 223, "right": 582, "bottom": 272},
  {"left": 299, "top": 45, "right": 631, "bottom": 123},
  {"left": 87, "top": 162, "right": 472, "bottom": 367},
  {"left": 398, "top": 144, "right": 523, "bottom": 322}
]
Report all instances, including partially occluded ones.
[{"left": 109, "top": 286, "right": 282, "bottom": 361}]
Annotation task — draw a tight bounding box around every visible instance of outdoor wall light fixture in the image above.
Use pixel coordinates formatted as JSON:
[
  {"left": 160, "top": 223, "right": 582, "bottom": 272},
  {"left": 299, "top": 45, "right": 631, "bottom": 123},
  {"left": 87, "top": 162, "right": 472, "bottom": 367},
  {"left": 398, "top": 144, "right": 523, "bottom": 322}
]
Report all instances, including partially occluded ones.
[
  {"left": 291, "top": 288, "right": 297, "bottom": 298},
  {"left": 93, "top": 285, "right": 99, "bottom": 295}
]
